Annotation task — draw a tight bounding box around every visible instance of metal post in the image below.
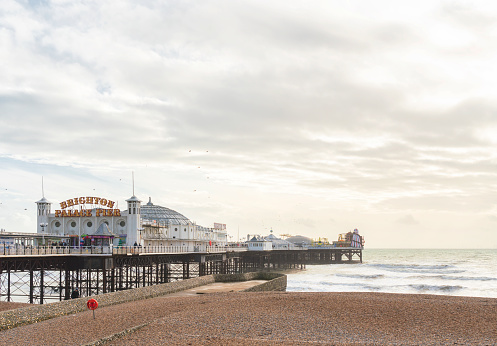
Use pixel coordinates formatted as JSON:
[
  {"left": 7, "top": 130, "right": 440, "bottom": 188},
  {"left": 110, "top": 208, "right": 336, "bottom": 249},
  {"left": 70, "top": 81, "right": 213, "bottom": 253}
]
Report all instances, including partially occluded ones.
[
  {"left": 102, "top": 262, "right": 107, "bottom": 294},
  {"left": 142, "top": 266, "right": 146, "bottom": 287},
  {"left": 111, "top": 267, "right": 115, "bottom": 293},
  {"left": 7, "top": 267, "right": 11, "bottom": 302},
  {"left": 156, "top": 263, "right": 159, "bottom": 284},
  {"left": 29, "top": 269, "right": 34, "bottom": 304},
  {"left": 125, "top": 266, "right": 129, "bottom": 289},
  {"left": 40, "top": 223, "right": 47, "bottom": 247},
  {"left": 96, "top": 268, "right": 100, "bottom": 295},
  {"left": 40, "top": 268, "right": 44, "bottom": 304},
  {"left": 135, "top": 266, "right": 139, "bottom": 288},
  {"left": 64, "top": 268, "right": 71, "bottom": 300}
]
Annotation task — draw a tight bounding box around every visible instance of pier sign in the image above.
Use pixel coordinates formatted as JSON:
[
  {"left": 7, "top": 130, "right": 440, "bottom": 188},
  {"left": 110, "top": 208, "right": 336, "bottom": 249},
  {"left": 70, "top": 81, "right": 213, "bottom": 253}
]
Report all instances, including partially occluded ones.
[
  {"left": 54, "top": 196, "right": 120, "bottom": 218},
  {"left": 60, "top": 196, "right": 116, "bottom": 209},
  {"left": 54, "top": 208, "right": 121, "bottom": 218}
]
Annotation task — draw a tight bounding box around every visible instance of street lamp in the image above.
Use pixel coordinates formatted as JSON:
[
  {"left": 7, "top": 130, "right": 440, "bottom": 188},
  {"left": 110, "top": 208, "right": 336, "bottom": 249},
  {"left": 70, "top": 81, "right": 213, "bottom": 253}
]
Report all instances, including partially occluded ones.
[
  {"left": 39, "top": 223, "right": 48, "bottom": 246},
  {"left": 138, "top": 228, "right": 144, "bottom": 246}
]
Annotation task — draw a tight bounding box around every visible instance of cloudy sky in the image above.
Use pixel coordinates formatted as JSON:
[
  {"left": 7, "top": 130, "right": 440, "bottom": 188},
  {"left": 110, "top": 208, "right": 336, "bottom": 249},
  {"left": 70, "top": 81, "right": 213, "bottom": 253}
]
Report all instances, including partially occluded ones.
[{"left": 1, "top": 0, "right": 497, "bottom": 248}]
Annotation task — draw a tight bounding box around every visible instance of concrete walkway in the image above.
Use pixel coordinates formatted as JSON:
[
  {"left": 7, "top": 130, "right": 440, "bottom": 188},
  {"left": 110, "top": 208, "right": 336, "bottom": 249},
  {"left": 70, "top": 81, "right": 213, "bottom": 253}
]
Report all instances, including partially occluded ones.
[{"left": 164, "top": 280, "right": 268, "bottom": 297}]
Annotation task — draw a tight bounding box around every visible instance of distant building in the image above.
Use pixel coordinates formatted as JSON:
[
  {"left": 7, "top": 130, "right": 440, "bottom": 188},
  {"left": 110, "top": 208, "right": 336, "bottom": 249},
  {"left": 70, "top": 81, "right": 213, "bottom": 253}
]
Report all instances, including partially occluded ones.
[
  {"left": 246, "top": 232, "right": 294, "bottom": 251},
  {"left": 285, "top": 235, "right": 313, "bottom": 247},
  {"left": 333, "top": 229, "right": 364, "bottom": 248},
  {"left": 265, "top": 233, "right": 295, "bottom": 250},
  {"left": 247, "top": 235, "right": 272, "bottom": 251}
]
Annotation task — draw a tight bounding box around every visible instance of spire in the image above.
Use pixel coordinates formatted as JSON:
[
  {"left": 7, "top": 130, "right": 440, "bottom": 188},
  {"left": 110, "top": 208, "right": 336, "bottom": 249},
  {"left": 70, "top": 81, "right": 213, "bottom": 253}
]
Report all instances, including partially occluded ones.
[
  {"left": 36, "top": 177, "right": 51, "bottom": 204},
  {"left": 126, "top": 171, "right": 141, "bottom": 203}
]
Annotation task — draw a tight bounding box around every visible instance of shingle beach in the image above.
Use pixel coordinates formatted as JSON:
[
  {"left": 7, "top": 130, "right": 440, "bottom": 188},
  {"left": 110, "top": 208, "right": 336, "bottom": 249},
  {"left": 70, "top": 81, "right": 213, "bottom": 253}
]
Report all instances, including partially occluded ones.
[{"left": 0, "top": 291, "right": 495, "bottom": 345}]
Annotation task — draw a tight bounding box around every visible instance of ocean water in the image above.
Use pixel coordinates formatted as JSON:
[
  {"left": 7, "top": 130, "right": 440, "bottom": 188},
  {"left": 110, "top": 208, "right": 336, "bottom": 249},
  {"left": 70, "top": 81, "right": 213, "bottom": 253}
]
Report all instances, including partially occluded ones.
[{"left": 286, "top": 249, "right": 497, "bottom": 298}]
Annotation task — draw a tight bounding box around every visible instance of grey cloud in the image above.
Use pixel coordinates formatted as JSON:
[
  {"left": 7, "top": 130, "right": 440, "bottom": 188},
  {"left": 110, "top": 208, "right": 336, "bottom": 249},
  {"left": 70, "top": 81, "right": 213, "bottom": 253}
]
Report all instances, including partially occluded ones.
[
  {"left": 2, "top": 1, "right": 497, "bottom": 219},
  {"left": 293, "top": 218, "right": 316, "bottom": 229},
  {"left": 440, "top": 3, "right": 497, "bottom": 32},
  {"left": 396, "top": 215, "right": 420, "bottom": 226}
]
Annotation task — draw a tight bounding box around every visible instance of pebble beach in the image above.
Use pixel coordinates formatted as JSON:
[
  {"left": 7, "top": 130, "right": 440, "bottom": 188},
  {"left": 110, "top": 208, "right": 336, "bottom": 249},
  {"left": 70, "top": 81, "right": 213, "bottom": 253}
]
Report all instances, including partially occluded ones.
[{"left": 0, "top": 291, "right": 496, "bottom": 345}]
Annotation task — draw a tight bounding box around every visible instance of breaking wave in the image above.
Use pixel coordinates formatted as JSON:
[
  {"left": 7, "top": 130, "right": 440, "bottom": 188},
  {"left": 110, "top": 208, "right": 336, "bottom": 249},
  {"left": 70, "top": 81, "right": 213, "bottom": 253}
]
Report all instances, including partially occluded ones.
[
  {"left": 409, "top": 284, "right": 463, "bottom": 293},
  {"left": 408, "top": 275, "right": 497, "bottom": 282},
  {"left": 366, "top": 263, "right": 463, "bottom": 274},
  {"left": 335, "top": 274, "right": 385, "bottom": 279},
  {"left": 286, "top": 249, "right": 497, "bottom": 298}
]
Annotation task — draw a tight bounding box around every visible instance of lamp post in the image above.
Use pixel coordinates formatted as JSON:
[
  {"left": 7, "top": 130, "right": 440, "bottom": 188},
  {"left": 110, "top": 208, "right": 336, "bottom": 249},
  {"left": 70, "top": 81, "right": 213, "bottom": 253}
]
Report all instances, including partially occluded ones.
[
  {"left": 138, "top": 228, "right": 144, "bottom": 247},
  {"left": 39, "top": 223, "right": 48, "bottom": 246}
]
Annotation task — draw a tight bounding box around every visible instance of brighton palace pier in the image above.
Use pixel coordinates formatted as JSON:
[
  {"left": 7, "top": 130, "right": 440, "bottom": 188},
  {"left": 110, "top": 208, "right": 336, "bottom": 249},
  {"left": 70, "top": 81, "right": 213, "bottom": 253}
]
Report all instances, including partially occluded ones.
[{"left": 0, "top": 192, "right": 362, "bottom": 303}]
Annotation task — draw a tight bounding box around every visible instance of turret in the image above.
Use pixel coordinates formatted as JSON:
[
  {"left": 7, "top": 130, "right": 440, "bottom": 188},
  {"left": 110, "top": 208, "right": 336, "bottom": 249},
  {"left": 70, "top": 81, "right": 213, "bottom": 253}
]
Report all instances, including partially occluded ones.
[
  {"left": 126, "top": 195, "right": 141, "bottom": 246},
  {"left": 35, "top": 197, "right": 51, "bottom": 234}
]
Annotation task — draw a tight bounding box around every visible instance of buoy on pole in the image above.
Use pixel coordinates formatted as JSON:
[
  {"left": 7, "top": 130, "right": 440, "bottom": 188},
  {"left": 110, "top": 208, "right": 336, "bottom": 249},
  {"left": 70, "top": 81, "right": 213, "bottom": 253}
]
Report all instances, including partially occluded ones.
[{"left": 87, "top": 298, "right": 98, "bottom": 319}]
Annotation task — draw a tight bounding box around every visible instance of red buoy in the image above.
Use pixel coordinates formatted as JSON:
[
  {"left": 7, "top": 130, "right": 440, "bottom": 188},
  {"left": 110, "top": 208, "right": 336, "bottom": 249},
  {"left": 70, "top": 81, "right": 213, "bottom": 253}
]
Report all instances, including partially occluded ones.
[{"left": 87, "top": 298, "right": 98, "bottom": 310}]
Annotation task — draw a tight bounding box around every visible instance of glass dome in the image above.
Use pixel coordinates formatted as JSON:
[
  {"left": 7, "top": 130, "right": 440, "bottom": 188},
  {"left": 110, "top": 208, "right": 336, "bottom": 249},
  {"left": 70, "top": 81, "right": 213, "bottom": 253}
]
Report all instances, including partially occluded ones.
[{"left": 140, "top": 197, "right": 192, "bottom": 225}]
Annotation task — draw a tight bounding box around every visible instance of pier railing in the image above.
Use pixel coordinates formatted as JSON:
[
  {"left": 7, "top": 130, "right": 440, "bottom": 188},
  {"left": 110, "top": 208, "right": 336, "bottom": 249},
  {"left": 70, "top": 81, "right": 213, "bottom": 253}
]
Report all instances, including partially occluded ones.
[
  {"left": 0, "top": 245, "right": 113, "bottom": 256},
  {"left": 0, "top": 245, "right": 247, "bottom": 256}
]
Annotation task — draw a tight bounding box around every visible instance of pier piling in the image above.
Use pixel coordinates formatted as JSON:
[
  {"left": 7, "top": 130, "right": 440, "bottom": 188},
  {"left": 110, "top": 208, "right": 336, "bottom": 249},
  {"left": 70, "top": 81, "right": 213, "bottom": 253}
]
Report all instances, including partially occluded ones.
[{"left": 0, "top": 248, "right": 361, "bottom": 303}]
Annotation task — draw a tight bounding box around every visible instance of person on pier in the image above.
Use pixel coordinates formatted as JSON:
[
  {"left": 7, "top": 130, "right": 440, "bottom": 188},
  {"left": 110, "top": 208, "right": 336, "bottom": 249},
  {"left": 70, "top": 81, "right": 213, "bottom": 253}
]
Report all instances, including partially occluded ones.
[{"left": 71, "top": 288, "right": 79, "bottom": 299}]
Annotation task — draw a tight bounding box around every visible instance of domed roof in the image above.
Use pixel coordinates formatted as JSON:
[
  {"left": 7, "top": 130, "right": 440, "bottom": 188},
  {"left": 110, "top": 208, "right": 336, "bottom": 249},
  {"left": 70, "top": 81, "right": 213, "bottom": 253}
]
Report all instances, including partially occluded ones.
[
  {"left": 140, "top": 197, "right": 192, "bottom": 225},
  {"left": 285, "top": 235, "right": 312, "bottom": 245}
]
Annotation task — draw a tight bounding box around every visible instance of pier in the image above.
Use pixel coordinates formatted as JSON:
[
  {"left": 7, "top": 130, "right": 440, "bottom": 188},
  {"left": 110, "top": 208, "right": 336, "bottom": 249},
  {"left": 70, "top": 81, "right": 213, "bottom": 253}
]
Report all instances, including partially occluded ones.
[{"left": 0, "top": 247, "right": 362, "bottom": 304}]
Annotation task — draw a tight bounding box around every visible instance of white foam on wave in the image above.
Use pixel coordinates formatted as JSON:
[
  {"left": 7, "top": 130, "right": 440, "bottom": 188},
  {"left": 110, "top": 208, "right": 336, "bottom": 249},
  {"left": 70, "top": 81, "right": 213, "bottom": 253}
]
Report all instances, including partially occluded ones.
[{"left": 286, "top": 249, "right": 497, "bottom": 298}]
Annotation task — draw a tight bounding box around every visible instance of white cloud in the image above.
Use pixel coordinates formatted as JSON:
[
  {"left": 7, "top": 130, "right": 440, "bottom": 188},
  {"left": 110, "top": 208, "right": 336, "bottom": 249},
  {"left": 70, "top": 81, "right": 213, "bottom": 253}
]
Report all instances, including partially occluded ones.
[{"left": 0, "top": 0, "right": 496, "bottom": 248}]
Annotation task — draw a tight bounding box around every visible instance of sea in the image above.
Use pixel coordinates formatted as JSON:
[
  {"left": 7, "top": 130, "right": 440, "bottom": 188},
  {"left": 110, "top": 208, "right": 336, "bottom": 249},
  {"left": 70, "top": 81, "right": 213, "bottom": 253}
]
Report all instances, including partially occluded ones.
[{"left": 286, "top": 249, "right": 497, "bottom": 298}]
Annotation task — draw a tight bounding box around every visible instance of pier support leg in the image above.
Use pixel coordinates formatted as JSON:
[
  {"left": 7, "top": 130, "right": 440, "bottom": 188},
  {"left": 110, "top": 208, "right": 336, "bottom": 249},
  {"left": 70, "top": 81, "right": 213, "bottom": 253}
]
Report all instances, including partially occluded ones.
[
  {"left": 142, "top": 266, "right": 146, "bottom": 287},
  {"left": 111, "top": 268, "right": 115, "bottom": 293},
  {"left": 7, "top": 268, "right": 11, "bottom": 302},
  {"left": 29, "top": 269, "right": 34, "bottom": 304},
  {"left": 40, "top": 268, "right": 44, "bottom": 304},
  {"left": 64, "top": 269, "right": 70, "bottom": 300},
  {"left": 103, "top": 267, "right": 107, "bottom": 294}
]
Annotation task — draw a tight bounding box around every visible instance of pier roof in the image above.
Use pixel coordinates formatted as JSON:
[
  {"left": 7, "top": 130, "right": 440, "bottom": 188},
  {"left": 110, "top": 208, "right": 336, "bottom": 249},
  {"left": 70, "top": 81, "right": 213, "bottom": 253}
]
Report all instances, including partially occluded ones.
[{"left": 141, "top": 198, "right": 191, "bottom": 226}]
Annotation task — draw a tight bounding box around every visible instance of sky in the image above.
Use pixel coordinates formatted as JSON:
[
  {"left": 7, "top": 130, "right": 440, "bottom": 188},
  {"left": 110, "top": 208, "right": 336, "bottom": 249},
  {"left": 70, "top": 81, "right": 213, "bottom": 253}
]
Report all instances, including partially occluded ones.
[{"left": 1, "top": 0, "right": 497, "bottom": 248}]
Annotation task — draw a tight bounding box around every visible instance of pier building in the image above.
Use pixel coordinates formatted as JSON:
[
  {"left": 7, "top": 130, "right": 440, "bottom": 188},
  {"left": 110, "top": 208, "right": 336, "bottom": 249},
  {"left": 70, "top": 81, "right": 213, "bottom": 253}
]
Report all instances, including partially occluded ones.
[
  {"left": 35, "top": 194, "right": 227, "bottom": 249},
  {"left": 139, "top": 198, "right": 227, "bottom": 250}
]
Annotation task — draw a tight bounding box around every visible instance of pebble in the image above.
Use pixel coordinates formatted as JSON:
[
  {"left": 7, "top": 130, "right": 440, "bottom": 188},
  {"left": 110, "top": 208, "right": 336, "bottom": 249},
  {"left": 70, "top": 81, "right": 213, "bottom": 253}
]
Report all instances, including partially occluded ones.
[{"left": 0, "top": 278, "right": 496, "bottom": 345}]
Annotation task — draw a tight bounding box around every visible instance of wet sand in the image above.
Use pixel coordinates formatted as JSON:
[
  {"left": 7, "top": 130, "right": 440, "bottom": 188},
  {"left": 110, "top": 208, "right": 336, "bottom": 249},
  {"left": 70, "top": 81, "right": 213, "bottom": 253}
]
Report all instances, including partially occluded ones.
[{"left": 1, "top": 292, "right": 496, "bottom": 345}]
